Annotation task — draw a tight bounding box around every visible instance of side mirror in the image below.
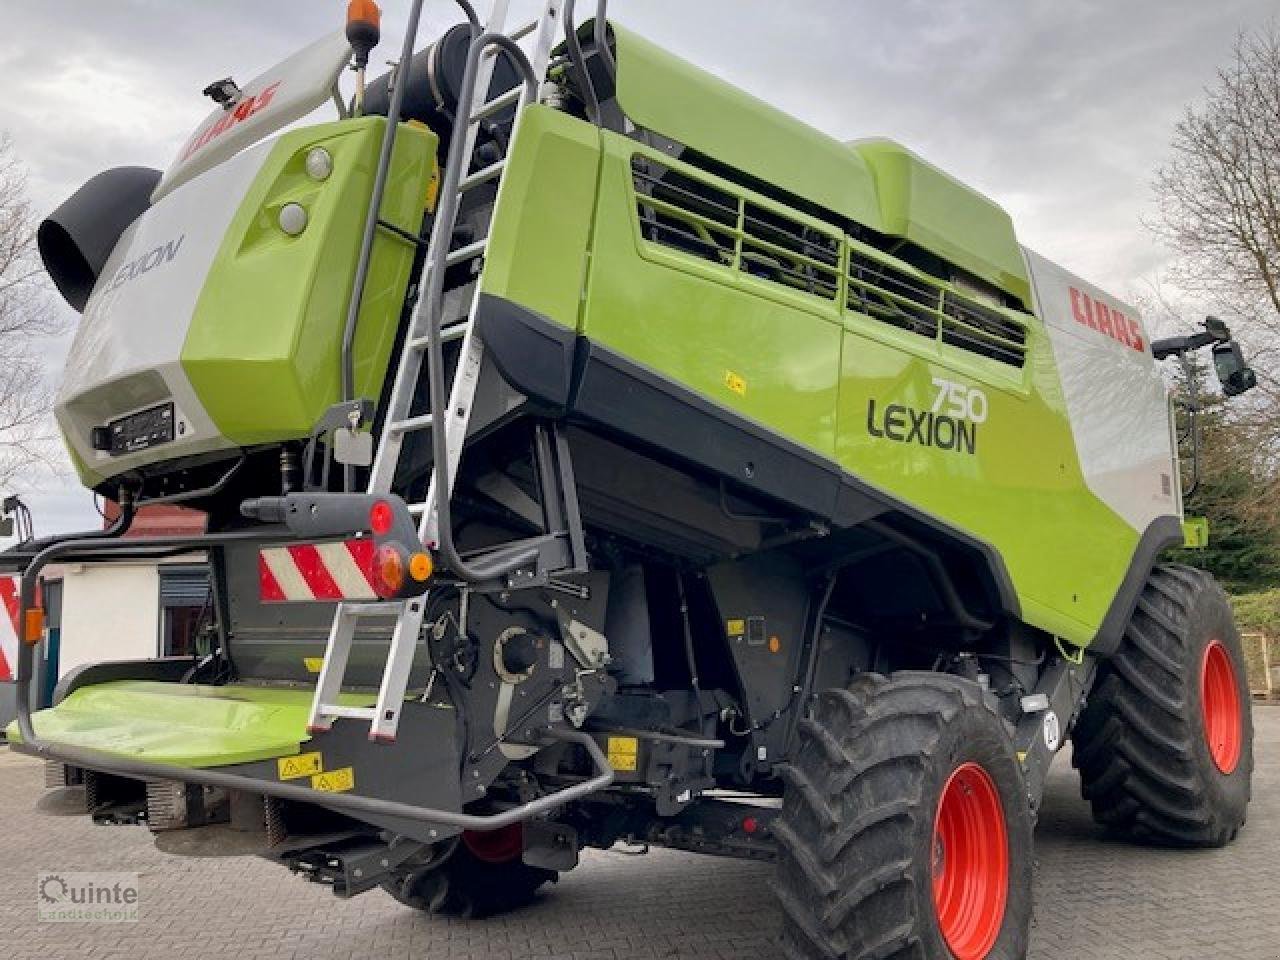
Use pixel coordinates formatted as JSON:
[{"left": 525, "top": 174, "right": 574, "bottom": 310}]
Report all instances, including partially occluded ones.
[{"left": 1212, "top": 340, "right": 1258, "bottom": 397}]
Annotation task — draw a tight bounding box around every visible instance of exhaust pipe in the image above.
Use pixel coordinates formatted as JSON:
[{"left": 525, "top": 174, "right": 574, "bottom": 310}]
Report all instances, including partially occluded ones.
[{"left": 37, "top": 166, "right": 161, "bottom": 312}]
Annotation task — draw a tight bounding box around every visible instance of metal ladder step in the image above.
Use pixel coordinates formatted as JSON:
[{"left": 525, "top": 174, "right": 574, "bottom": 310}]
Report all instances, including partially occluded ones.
[
  {"left": 320, "top": 705, "right": 378, "bottom": 722},
  {"left": 408, "top": 321, "right": 471, "bottom": 352},
  {"left": 338, "top": 602, "right": 404, "bottom": 618},
  {"left": 386, "top": 412, "right": 433, "bottom": 435},
  {"left": 472, "top": 87, "right": 522, "bottom": 122},
  {"left": 445, "top": 238, "right": 489, "bottom": 267},
  {"left": 460, "top": 159, "right": 507, "bottom": 191}
]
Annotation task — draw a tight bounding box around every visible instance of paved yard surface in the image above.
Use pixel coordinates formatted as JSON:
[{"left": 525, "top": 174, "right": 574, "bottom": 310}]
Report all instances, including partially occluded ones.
[{"left": 2, "top": 708, "right": 1279, "bottom": 959}]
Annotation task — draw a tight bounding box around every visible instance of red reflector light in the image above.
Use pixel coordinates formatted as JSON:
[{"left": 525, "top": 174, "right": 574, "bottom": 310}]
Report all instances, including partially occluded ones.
[
  {"left": 370, "top": 500, "right": 394, "bottom": 536},
  {"left": 741, "top": 816, "right": 759, "bottom": 835}
]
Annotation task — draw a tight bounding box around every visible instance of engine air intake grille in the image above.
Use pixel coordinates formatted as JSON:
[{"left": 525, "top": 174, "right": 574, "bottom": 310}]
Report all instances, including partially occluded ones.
[
  {"left": 848, "top": 248, "right": 1028, "bottom": 368},
  {"left": 848, "top": 252, "right": 940, "bottom": 338},
  {"left": 941, "top": 294, "right": 1028, "bottom": 368},
  {"left": 631, "top": 154, "right": 1029, "bottom": 368},
  {"left": 632, "top": 157, "right": 841, "bottom": 303}
]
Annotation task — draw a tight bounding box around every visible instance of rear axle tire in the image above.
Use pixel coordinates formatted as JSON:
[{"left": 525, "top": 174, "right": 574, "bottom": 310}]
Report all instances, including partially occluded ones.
[
  {"left": 1072, "top": 564, "right": 1253, "bottom": 847},
  {"left": 775, "top": 672, "right": 1034, "bottom": 960},
  {"left": 380, "top": 825, "right": 557, "bottom": 919}
]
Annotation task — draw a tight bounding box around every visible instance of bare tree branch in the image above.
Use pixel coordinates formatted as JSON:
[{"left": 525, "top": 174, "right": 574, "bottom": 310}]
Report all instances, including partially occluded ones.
[{"left": 0, "top": 133, "right": 68, "bottom": 488}]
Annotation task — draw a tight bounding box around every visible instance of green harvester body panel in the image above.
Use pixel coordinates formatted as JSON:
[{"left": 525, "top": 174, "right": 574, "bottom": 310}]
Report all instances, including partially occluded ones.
[
  {"left": 184, "top": 118, "right": 437, "bottom": 446},
  {"left": 6, "top": 682, "right": 373, "bottom": 768}
]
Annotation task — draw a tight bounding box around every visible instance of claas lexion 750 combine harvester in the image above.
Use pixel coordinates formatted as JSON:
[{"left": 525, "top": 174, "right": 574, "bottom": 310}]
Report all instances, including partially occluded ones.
[{"left": 2, "top": 1, "right": 1263, "bottom": 956}]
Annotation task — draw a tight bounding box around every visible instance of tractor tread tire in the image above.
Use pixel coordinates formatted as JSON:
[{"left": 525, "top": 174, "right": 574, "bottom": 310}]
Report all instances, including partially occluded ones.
[
  {"left": 1072, "top": 563, "right": 1252, "bottom": 847},
  {"left": 775, "top": 672, "right": 1033, "bottom": 960},
  {"left": 381, "top": 843, "right": 556, "bottom": 919}
]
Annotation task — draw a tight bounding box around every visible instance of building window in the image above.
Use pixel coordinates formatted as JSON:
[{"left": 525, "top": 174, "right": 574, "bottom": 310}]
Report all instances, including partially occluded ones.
[{"left": 159, "top": 565, "right": 212, "bottom": 658}]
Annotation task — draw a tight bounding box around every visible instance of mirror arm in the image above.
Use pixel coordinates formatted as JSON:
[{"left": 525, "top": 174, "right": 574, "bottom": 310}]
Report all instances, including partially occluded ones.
[{"left": 1177, "top": 353, "right": 1202, "bottom": 500}]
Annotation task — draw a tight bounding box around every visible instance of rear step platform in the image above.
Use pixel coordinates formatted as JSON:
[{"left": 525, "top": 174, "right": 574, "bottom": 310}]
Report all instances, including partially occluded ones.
[{"left": 5, "top": 681, "right": 375, "bottom": 768}]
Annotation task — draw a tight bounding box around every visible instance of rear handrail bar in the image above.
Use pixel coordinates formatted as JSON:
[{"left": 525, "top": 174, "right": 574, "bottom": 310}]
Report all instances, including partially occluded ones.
[
  {"left": 13, "top": 727, "right": 613, "bottom": 834},
  {"left": 9, "top": 526, "right": 290, "bottom": 695},
  {"left": 0, "top": 490, "right": 136, "bottom": 575}
]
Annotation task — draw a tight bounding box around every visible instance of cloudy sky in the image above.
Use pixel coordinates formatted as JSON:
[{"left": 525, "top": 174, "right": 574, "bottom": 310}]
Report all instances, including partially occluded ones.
[{"left": 1, "top": 0, "right": 1274, "bottom": 535}]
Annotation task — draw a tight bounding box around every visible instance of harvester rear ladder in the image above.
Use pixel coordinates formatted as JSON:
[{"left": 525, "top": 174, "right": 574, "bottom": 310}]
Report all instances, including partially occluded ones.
[{"left": 308, "top": 0, "right": 568, "bottom": 742}]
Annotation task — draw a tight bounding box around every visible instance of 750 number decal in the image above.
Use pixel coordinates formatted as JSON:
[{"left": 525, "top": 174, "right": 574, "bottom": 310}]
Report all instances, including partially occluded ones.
[
  {"left": 930, "top": 377, "right": 988, "bottom": 424},
  {"left": 866, "top": 377, "right": 989, "bottom": 455}
]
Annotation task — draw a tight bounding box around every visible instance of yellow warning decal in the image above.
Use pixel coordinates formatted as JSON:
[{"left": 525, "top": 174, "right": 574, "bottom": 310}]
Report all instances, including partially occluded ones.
[
  {"left": 726, "top": 619, "right": 746, "bottom": 637},
  {"left": 311, "top": 767, "right": 356, "bottom": 793},
  {"left": 303, "top": 657, "right": 325, "bottom": 674},
  {"left": 277, "top": 752, "right": 323, "bottom": 781},
  {"left": 607, "top": 736, "right": 639, "bottom": 773},
  {"left": 724, "top": 370, "right": 747, "bottom": 396}
]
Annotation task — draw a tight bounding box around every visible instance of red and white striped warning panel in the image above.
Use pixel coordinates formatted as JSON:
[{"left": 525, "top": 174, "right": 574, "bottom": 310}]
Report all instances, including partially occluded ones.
[
  {"left": 259, "top": 540, "right": 378, "bottom": 603},
  {"left": 0, "top": 576, "right": 20, "bottom": 682}
]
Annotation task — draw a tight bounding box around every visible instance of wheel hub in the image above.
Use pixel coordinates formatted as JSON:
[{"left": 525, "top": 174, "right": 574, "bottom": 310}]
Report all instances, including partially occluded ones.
[
  {"left": 461, "top": 823, "right": 524, "bottom": 864},
  {"left": 931, "top": 762, "right": 1008, "bottom": 960},
  {"left": 1201, "top": 639, "right": 1242, "bottom": 775}
]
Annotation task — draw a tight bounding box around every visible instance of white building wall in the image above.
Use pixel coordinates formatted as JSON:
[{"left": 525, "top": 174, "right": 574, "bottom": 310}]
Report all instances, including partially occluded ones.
[{"left": 57, "top": 563, "right": 160, "bottom": 676}]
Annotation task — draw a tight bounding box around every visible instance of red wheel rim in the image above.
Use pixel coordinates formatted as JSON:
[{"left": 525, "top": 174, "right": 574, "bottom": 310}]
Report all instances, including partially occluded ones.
[
  {"left": 932, "top": 762, "right": 1008, "bottom": 960},
  {"left": 1201, "top": 640, "right": 1242, "bottom": 775},
  {"left": 462, "top": 823, "right": 523, "bottom": 864}
]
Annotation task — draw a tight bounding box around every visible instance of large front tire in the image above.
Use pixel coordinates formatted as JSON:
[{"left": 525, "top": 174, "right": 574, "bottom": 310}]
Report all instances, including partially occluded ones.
[
  {"left": 1072, "top": 564, "right": 1253, "bottom": 847},
  {"left": 775, "top": 673, "right": 1034, "bottom": 960}
]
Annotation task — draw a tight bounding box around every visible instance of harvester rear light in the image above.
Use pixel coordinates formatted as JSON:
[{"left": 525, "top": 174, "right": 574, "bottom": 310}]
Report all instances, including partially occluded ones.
[
  {"left": 278, "top": 203, "right": 308, "bottom": 236},
  {"left": 369, "top": 500, "right": 394, "bottom": 536},
  {"left": 304, "top": 147, "right": 333, "bottom": 182},
  {"left": 369, "top": 542, "right": 434, "bottom": 599},
  {"left": 408, "top": 550, "right": 434, "bottom": 583},
  {"left": 372, "top": 544, "right": 406, "bottom": 598}
]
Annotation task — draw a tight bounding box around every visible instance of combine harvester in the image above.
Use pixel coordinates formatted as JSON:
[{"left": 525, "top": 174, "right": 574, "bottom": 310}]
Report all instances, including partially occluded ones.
[{"left": 4, "top": 2, "right": 1260, "bottom": 956}]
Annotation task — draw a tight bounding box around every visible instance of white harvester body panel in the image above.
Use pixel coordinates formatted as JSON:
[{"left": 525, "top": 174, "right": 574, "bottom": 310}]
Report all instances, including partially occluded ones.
[
  {"left": 153, "top": 30, "right": 351, "bottom": 202},
  {"left": 57, "top": 141, "right": 275, "bottom": 477},
  {"left": 1022, "top": 247, "right": 1181, "bottom": 534}
]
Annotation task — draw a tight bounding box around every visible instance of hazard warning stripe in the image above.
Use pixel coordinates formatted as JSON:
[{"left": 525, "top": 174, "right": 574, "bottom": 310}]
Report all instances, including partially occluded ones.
[
  {"left": 258, "top": 540, "right": 379, "bottom": 603},
  {"left": 0, "top": 576, "right": 17, "bottom": 681}
]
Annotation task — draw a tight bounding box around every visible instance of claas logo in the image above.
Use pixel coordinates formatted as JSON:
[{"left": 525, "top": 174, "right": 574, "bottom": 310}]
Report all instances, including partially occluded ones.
[
  {"left": 180, "top": 82, "right": 282, "bottom": 162},
  {"left": 1069, "top": 286, "right": 1145, "bottom": 353}
]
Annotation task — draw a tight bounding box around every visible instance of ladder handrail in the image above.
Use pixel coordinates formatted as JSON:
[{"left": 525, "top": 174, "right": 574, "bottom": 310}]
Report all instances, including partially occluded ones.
[
  {"left": 419, "top": 32, "right": 544, "bottom": 583},
  {"left": 338, "top": 0, "right": 432, "bottom": 491}
]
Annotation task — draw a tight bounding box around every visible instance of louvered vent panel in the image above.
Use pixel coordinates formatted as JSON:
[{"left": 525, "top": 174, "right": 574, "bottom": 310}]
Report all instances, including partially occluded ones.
[{"left": 633, "top": 158, "right": 840, "bottom": 303}]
